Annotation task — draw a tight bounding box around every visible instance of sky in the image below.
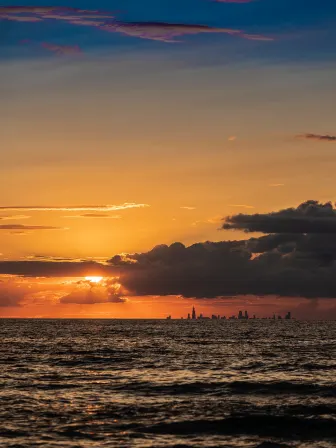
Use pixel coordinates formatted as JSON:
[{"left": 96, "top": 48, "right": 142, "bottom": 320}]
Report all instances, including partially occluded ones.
[{"left": 1, "top": 0, "right": 336, "bottom": 319}]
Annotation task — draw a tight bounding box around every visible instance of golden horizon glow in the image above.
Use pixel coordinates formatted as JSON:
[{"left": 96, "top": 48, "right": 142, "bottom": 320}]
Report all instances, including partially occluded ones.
[{"left": 85, "top": 276, "right": 103, "bottom": 283}]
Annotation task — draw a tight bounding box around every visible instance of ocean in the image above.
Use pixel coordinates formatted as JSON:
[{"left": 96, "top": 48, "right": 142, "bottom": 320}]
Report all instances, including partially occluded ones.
[{"left": 0, "top": 319, "right": 335, "bottom": 447}]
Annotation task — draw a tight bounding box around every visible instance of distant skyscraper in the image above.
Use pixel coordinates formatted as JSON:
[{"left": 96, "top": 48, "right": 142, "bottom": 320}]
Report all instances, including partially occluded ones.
[
  {"left": 192, "top": 306, "right": 196, "bottom": 320},
  {"left": 244, "top": 310, "right": 249, "bottom": 320},
  {"left": 285, "top": 311, "right": 291, "bottom": 320},
  {"left": 238, "top": 310, "right": 243, "bottom": 319},
  {"left": 187, "top": 313, "right": 191, "bottom": 320}
]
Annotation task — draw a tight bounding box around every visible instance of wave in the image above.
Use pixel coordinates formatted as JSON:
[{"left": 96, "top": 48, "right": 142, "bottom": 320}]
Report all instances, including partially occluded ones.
[
  {"left": 113, "top": 380, "right": 335, "bottom": 397},
  {"left": 142, "top": 415, "right": 336, "bottom": 439},
  {"left": 228, "top": 380, "right": 336, "bottom": 396}
]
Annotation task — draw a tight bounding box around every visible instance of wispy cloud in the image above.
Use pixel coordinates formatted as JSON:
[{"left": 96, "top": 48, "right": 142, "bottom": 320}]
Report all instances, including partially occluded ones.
[
  {"left": 1, "top": 7, "right": 274, "bottom": 45},
  {"left": 0, "top": 225, "right": 65, "bottom": 231},
  {"left": 228, "top": 204, "right": 255, "bottom": 209},
  {"left": 0, "top": 203, "right": 149, "bottom": 212},
  {"left": 180, "top": 206, "right": 196, "bottom": 210},
  {"left": 239, "top": 33, "right": 274, "bottom": 41},
  {"left": 296, "top": 133, "right": 336, "bottom": 142},
  {"left": 41, "top": 42, "right": 81, "bottom": 55},
  {"left": 269, "top": 183, "right": 285, "bottom": 187},
  {"left": 63, "top": 214, "right": 122, "bottom": 219},
  {"left": 0, "top": 215, "right": 30, "bottom": 220},
  {"left": 100, "top": 22, "right": 242, "bottom": 43},
  {"left": 21, "top": 40, "right": 82, "bottom": 56},
  {"left": 192, "top": 216, "right": 222, "bottom": 226}
]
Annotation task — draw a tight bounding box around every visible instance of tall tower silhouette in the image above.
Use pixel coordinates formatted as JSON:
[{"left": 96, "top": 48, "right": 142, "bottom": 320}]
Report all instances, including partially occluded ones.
[{"left": 192, "top": 306, "right": 196, "bottom": 320}]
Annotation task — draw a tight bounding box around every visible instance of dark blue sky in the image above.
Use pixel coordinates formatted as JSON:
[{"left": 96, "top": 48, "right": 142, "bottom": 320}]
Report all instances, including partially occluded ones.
[{"left": 1, "top": 0, "right": 335, "bottom": 63}]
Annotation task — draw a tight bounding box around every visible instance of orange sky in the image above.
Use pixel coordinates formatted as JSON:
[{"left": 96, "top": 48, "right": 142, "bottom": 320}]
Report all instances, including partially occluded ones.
[{"left": 1, "top": 53, "right": 336, "bottom": 319}]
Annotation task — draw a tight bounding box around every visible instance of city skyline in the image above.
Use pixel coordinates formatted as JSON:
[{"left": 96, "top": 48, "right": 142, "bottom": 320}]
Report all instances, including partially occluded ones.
[{"left": 169, "top": 307, "right": 292, "bottom": 321}]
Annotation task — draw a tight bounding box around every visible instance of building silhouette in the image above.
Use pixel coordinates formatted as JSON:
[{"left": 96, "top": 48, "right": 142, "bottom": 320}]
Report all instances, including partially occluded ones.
[{"left": 184, "top": 307, "right": 292, "bottom": 321}]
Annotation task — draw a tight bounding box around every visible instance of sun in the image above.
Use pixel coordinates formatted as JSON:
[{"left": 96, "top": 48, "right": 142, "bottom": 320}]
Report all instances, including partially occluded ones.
[{"left": 85, "top": 276, "right": 103, "bottom": 283}]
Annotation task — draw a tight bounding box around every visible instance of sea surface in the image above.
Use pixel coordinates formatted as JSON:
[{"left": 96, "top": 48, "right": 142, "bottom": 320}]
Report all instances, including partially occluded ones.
[{"left": 0, "top": 319, "right": 335, "bottom": 448}]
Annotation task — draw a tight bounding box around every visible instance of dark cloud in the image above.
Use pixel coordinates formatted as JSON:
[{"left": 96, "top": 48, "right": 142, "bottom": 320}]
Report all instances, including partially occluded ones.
[
  {"left": 1, "top": 200, "right": 336, "bottom": 300},
  {"left": 297, "top": 134, "right": 336, "bottom": 142},
  {"left": 106, "top": 238, "right": 336, "bottom": 299},
  {"left": 0, "top": 261, "right": 108, "bottom": 277},
  {"left": 222, "top": 200, "right": 336, "bottom": 234},
  {"left": 246, "top": 233, "right": 303, "bottom": 254}
]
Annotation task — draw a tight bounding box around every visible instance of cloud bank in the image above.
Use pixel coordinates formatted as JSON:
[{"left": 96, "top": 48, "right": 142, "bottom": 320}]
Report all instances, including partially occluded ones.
[
  {"left": 1, "top": 201, "right": 336, "bottom": 300},
  {"left": 222, "top": 200, "right": 336, "bottom": 233}
]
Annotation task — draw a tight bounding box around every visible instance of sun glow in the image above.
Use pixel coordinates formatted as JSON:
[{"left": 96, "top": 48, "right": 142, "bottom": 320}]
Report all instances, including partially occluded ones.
[{"left": 85, "top": 276, "right": 103, "bottom": 283}]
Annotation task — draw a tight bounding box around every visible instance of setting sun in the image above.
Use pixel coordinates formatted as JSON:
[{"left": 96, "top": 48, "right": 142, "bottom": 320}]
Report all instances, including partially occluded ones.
[{"left": 85, "top": 276, "right": 103, "bottom": 283}]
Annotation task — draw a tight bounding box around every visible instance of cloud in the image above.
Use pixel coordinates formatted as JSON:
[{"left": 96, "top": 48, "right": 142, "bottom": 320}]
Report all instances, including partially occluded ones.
[
  {"left": 1, "top": 7, "right": 273, "bottom": 46},
  {"left": 1, "top": 15, "right": 43, "bottom": 22},
  {"left": 0, "top": 278, "right": 25, "bottom": 307},
  {"left": 0, "top": 276, "right": 63, "bottom": 307},
  {"left": 0, "top": 224, "right": 65, "bottom": 231},
  {"left": 222, "top": 200, "right": 336, "bottom": 234},
  {"left": 180, "top": 206, "right": 196, "bottom": 210},
  {"left": 0, "top": 215, "right": 30, "bottom": 220},
  {"left": 296, "top": 133, "right": 336, "bottom": 142},
  {"left": 0, "top": 6, "right": 114, "bottom": 18},
  {"left": 228, "top": 204, "right": 255, "bottom": 209},
  {"left": 63, "top": 214, "right": 122, "bottom": 219},
  {"left": 239, "top": 33, "right": 274, "bottom": 41},
  {"left": 40, "top": 42, "right": 81, "bottom": 56},
  {"left": 106, "top": 237, "right": 336, "bottom": 299},
  {"left": 59, "top": 279, "right": 126, "bottom": 304},
  {"left": 0, "top": 7, "right": 80, "bottom": 13},
  {"left": 2, "top": 201, "right": 336, "bottom": 300},
  {"left": 192, "top": 216, "right": 222, "bottom": 226},
  {"left": 0, "top": 203, "right": 149, "bottom": 212},
  {"left": 100, "top": 22, "right": 242, "bottom": 42},
  {"left": 0, "top": 275, "right": 126, "bottom": 307},
  {"left": 269, "top": 184, "right": 285, "bottom": 187},
  {"left": 0, "top": 261, "right": 108, "bottom": 277}
]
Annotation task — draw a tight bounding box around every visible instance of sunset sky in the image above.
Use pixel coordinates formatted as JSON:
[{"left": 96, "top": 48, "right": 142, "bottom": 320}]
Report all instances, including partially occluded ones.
[{"left": 1, "top": 0, "right": 336, "bottom": 319}]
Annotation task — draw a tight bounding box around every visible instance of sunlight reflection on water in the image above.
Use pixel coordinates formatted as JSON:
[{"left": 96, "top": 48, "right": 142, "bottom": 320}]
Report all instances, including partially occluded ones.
[{"left": 0, "top": 319, "right": 335, "bottom": 447}]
